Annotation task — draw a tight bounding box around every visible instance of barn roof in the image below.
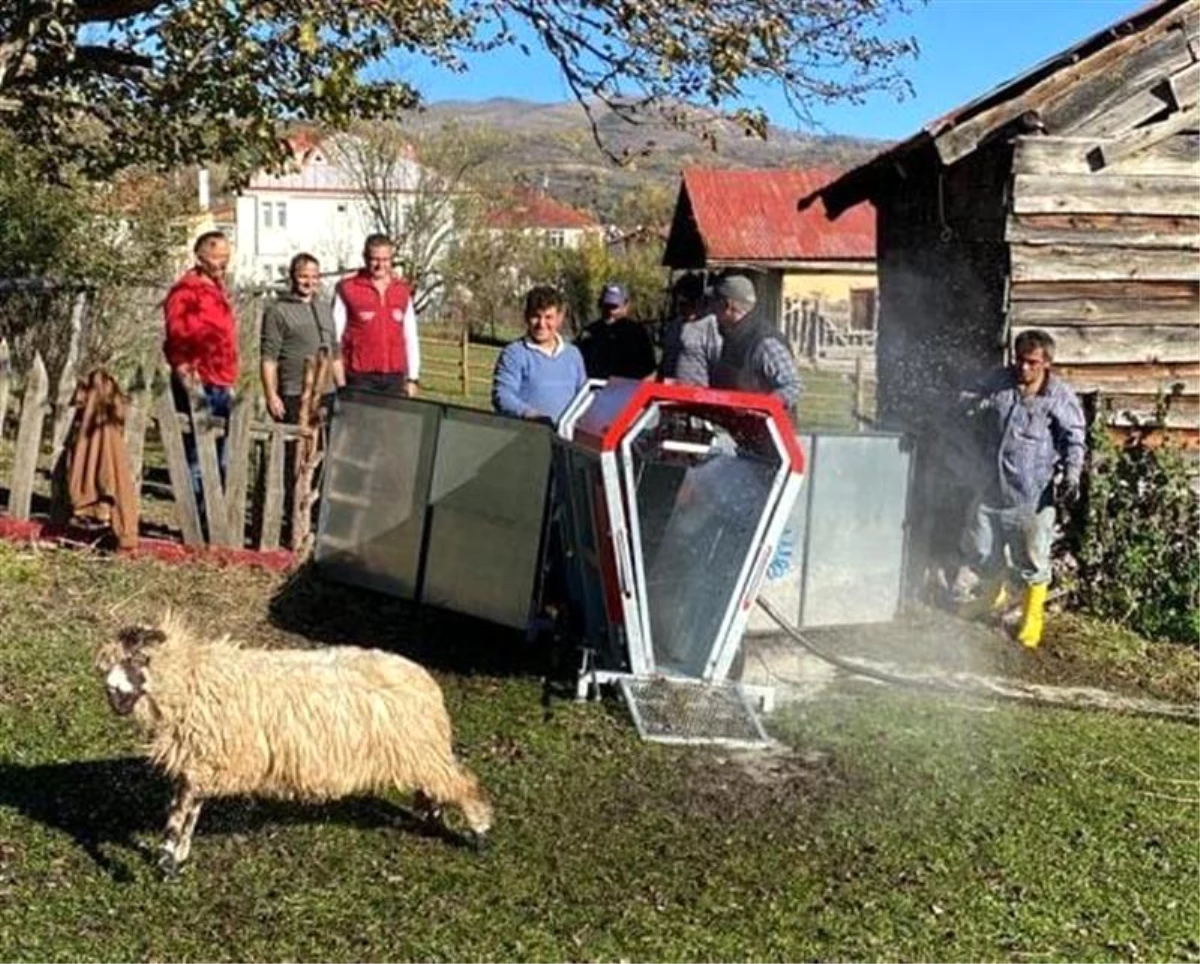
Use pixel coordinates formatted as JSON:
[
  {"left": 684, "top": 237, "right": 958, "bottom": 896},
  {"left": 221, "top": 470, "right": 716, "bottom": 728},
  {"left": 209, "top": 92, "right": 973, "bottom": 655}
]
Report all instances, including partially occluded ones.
[
  {"left": 810, "top": 0, "right": 1195, "bottom": 216},
  {"left": 662, "top": 167, "right": 876, "bottom": 268}
]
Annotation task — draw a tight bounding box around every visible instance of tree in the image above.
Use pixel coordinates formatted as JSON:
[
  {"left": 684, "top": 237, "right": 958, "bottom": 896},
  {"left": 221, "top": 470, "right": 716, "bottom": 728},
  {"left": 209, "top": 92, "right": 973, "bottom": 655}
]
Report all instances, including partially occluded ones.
[
  {"left": 330, "top": 122, "right": 508, "bottom": 315},
  {"left": 1, "top": 0, "right": 919, "bottom": 181}
]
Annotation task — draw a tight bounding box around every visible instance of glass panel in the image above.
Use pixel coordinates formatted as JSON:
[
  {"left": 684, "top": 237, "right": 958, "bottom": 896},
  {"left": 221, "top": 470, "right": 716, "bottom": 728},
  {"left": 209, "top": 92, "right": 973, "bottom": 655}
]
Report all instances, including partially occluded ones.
[
  {"left": 315, "top": 393, "right": 439, "bottom": 598},
  {"left": 629, "top": 408, "right": 781, "bottom": 678},
  {"left": 421, "top": 410, "right": 552, "bottom": 629}
]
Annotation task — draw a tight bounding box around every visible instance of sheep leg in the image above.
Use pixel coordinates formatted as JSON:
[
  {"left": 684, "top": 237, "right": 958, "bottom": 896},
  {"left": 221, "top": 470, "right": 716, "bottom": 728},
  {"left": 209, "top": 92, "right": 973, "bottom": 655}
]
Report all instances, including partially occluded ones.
[
  {"left": 159, "top": 780, "right": 202, "bottom": 878},
  {"left": 412, "top": 790, "right": 444, "bottom": 826}
]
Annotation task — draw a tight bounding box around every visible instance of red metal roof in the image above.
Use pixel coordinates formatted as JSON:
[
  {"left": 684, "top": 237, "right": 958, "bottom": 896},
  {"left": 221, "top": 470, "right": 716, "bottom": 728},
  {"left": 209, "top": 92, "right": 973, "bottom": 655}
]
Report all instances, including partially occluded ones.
[
  {"left": 679, "top": 167, "right": 875, "bottom": 262},
  {"left": 487, "top": 187, "right": 599, "bottom": 230}
]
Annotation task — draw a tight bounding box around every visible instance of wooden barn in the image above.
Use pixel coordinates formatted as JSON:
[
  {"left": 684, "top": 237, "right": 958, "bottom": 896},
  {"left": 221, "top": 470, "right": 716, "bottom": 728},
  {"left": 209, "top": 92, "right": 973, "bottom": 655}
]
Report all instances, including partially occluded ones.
[
  {"left": 806, "top": 0, "right": 1198, "bottom": 442},
  {"left": 802, "top": 0, "right": 1198, "bottom": 587}
]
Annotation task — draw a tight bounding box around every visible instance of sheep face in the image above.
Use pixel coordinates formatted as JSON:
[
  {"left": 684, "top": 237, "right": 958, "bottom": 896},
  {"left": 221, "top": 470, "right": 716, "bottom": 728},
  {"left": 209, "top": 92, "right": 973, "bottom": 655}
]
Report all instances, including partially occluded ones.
[{"left": 101, "top": 625, "right": 166, "bottom": 716}]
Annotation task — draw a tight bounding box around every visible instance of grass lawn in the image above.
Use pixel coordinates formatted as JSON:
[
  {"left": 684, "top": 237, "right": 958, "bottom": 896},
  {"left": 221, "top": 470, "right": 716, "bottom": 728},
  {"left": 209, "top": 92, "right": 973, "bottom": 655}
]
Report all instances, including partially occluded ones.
[{"left": 0, "top": 542, "right": 1196, "bottom": 963}]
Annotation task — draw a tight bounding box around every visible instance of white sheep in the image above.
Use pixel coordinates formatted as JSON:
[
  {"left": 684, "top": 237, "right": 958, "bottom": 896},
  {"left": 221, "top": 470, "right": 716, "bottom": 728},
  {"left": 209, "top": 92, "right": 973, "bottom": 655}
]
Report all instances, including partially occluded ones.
[{"left": 96, "top": 612, "right": 493, "bottom": 875}]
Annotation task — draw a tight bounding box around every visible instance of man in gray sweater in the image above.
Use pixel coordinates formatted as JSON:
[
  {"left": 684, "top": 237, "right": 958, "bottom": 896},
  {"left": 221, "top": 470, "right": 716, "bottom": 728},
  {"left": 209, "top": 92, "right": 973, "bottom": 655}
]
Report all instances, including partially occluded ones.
[{"left": 260, "top": 253, "right": 344, "bottom": 422}]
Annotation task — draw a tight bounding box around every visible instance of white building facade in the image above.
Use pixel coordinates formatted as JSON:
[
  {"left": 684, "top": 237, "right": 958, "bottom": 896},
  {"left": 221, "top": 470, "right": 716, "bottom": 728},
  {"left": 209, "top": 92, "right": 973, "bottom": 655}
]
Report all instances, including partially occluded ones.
[{"left": 232, "top": 134, "right": 429, "bottom": 286}]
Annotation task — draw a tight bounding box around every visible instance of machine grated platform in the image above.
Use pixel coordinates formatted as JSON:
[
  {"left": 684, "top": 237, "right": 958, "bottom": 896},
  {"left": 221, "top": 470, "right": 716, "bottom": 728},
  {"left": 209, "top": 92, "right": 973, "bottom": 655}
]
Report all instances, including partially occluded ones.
[{"left": 618, "top": 677, "right": 772, "bottom": 748}]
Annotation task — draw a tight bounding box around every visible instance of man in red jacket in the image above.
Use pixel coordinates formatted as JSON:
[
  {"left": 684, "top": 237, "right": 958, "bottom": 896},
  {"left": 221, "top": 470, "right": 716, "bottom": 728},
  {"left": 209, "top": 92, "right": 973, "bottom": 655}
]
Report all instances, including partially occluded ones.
[
  {"left": 332, "top": 233, "right": 420, "bottom": 397},
  {"left": 163, "top": 230, "right": 238, "bottom": 511}
]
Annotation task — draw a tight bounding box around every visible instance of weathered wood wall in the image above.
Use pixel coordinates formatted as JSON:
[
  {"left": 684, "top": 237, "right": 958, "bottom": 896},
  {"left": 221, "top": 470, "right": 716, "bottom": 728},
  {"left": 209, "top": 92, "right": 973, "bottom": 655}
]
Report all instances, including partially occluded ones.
[{"left": 1007, "top": 128, "right": 1199, "bottom": 438}]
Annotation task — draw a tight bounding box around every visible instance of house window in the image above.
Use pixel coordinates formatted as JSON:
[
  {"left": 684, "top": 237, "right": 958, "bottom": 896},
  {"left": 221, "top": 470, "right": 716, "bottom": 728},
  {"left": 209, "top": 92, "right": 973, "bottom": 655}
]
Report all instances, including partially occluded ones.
[
  {"left": 262, "top": 203, "right": 273, "bottom": 228},
  {"left": 850, "top": 288, "right": 877, "bottom": 331},
  {"left": 276, "top": 202, "right": 287, "bottom": 228},
  {"left": 547, "top": 229, "right": 566, "bottom": 248}
]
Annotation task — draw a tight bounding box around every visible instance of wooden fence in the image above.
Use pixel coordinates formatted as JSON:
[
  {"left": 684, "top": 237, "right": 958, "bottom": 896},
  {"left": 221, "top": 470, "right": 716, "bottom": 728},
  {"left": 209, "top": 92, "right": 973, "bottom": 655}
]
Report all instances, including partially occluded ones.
[
  {"left": 0, "top": 339, "right": 326, "bottom": 554},
  {"left": 781, "top": 296, "right": 878, "bottom": 370}
]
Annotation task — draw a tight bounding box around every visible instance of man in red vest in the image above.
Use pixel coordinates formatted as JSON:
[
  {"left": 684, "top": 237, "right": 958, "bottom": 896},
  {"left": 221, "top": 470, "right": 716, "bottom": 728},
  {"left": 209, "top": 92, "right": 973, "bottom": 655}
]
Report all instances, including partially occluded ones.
[{"left": 332, "top": 233, "right": 420, "bottom": 397}]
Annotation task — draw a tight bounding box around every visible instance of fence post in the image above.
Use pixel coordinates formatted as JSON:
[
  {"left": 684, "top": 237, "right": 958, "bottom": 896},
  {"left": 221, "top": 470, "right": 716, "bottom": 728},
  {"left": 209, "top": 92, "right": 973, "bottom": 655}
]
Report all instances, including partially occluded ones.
[
  {"left": 854, "top": 354, "right": 867, "bottom": 432},
  {"left": 224, "top": 396, "right": 253, "bottom": 545},
  {"left": 460, "top": 326, "right": 470, "bottom": 397},
  {"left": 123, "top": 364, "right": 150, "bottom": 495},
  {"left": 9, "top": 353, "right": 50, "bottom": 520},
  {"left": 48, "top": 291, "right": 89, "bottom": 469},
  {"left": 0, "top": 338, "right": 10, "bottom": 440},
  {"left": 154, "top": 377, "right": 204, "bottom": 547}
]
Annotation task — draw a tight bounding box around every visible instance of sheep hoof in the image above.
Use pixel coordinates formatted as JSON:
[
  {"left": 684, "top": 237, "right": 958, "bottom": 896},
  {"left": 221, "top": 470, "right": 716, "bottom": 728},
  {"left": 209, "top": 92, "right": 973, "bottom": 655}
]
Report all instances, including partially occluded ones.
[
  {"left": 157, "top": 852, "right": 182, "bottom": 880},
  {"left": 466, "top": 831, "right": 489, "bottom": 854}
]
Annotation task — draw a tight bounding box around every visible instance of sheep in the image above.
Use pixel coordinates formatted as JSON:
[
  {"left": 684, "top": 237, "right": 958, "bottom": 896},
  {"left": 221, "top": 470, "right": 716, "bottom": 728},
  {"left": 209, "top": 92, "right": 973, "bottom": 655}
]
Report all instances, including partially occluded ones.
[{"left": 96, "top": 612, "right": 493, "bottom": 876}]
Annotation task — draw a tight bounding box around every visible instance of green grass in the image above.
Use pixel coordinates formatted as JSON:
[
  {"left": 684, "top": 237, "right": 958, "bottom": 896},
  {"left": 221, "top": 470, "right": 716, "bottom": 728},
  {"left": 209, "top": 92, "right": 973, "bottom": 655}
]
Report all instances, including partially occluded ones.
[{"left": 0, "top": 542, "right": 1196, "bottom": 962}]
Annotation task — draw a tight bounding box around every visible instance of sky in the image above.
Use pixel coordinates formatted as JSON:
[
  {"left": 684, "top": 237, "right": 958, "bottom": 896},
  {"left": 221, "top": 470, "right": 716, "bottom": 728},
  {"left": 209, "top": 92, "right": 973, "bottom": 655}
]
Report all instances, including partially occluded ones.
[{"left": 400, "top": 0, "right": 1147, "bottom": 140}]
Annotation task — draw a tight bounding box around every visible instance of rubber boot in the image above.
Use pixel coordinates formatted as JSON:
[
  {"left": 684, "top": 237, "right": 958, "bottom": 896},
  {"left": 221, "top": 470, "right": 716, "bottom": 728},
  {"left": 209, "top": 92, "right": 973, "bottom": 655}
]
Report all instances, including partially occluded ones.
[
  {"left": 1016, "top": 583, "right": 1048, "bottom": 649},
  {"left": 959, "top": 578, "right": 1008, "bottom": 621}
]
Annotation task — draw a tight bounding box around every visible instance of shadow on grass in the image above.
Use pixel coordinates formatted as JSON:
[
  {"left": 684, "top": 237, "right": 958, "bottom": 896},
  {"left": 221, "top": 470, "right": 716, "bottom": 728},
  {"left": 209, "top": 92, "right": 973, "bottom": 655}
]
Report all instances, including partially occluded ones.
[
  {"left": 0, "top": 756, "right": 472, "bottom": 882},
  {"left": 267, "top": 561, "right": 557, "bottom": 681}
]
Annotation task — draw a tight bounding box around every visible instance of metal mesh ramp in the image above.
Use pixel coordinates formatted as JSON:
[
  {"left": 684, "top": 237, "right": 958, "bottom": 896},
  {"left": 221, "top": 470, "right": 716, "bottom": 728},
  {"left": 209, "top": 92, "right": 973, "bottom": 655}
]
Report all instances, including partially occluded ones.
[{"left": 618, "top": 677, "right": 772, "bottom": 749}]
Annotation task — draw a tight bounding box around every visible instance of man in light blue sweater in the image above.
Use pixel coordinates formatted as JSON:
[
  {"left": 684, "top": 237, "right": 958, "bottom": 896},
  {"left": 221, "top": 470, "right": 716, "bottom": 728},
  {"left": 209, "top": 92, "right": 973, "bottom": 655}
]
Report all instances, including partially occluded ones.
[{"left": 492, "top": 285, "right": 588, "bottom": 425}]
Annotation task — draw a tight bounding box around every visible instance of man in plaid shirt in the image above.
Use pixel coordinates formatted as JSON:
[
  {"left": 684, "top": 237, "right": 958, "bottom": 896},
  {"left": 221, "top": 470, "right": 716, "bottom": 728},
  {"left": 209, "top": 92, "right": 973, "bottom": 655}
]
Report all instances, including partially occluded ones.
[{"left": 708, "top": 273, "right": 802, "bottom": 418}]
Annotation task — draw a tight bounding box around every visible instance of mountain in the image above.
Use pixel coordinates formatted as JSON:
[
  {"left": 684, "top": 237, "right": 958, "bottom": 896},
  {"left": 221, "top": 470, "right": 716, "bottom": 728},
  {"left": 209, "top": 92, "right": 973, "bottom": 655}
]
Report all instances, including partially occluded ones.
[{"left": 405, "top": 98, "right": 888, "bottom": 223}]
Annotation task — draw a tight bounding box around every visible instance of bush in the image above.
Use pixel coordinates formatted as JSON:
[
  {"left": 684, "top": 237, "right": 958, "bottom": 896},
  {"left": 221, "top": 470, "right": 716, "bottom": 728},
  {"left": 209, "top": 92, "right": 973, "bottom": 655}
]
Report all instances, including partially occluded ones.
[{"left": 1067, "top": 410, "right": 1200, "bottom": 644}]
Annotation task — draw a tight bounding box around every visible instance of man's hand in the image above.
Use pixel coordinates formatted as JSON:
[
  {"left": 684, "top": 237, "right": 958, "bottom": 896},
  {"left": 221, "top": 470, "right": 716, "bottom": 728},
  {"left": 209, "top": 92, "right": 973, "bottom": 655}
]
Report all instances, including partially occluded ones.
[
  {"left": 266, "top": 393, "right": 286, "bottom": 421},
  {"left": 405, "top": 380, "right": 419, "bottom": 398}
]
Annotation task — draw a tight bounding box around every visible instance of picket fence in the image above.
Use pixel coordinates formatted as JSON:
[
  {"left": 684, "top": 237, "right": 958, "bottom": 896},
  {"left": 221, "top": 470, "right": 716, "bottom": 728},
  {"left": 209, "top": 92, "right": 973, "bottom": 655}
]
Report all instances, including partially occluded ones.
[{"left": 0, "top": 338, "right": 328, "bottom": 554}]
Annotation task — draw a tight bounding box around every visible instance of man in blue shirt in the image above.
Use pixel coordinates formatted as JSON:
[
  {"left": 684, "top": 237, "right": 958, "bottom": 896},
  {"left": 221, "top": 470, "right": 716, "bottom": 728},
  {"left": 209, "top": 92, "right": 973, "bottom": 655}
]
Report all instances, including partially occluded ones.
[
  {"left": 958, "top": 329, "right": 1086, "bottom": 648},
  {"left": 492, "top": 285, "right": 588, "bottom": 425}
]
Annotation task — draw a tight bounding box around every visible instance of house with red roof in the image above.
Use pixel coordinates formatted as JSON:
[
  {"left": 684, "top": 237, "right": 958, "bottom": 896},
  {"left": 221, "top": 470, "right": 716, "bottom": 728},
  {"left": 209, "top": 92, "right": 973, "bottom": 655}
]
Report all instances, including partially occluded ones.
[
  {"left": 485, "top": 186, "right": 603, "bottom": 250},
  {"left": 663, "top": 167, "right": 877, "bottom": 360}
]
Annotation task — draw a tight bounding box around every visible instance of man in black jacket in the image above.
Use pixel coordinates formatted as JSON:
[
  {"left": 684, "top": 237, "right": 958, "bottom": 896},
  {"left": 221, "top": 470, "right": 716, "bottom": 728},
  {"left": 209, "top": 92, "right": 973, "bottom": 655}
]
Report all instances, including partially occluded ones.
[{"left": 577, "top": 282, "right": 657, "bottom": 381}]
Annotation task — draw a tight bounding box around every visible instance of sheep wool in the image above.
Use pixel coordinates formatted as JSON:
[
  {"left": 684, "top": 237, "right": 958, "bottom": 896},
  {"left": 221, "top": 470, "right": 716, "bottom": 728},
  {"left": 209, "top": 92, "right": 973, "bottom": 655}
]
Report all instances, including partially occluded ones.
[{"left": 98, "top": 612, "right": 493, "bottom": 875}]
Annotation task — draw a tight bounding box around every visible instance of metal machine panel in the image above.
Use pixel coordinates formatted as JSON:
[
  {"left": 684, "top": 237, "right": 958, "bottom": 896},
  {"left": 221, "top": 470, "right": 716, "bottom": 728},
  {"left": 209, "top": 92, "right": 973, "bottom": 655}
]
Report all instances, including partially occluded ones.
[
  {"left": 798, "top": 432, "right": 912, "bottom": 628},
  {"left": 314, "top": 391, "right": 440, "bottom": 598},
  {"left": 421, "top": 409, "right": 553, "bottom": 629}
]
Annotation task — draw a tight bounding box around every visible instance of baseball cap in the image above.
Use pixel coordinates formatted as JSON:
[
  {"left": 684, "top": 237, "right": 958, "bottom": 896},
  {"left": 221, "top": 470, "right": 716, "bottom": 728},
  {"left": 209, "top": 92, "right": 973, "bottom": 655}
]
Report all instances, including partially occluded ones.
[{"left": 600, "top": 283, "right": 629, "bottom": 307}]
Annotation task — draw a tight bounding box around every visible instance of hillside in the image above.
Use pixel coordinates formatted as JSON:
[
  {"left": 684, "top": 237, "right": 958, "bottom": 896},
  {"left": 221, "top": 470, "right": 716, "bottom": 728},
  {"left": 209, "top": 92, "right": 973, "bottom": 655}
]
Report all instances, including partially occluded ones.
[{"left": 406, "top": 98, "right": 887, "bottom": 222}]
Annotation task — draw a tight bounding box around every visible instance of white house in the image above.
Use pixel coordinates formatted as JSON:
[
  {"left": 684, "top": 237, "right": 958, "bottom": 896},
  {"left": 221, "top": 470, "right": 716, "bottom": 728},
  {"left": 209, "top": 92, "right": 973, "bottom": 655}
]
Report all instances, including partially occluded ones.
[{"left": 232, "top": 131, "right": 431, "bottom": 285}]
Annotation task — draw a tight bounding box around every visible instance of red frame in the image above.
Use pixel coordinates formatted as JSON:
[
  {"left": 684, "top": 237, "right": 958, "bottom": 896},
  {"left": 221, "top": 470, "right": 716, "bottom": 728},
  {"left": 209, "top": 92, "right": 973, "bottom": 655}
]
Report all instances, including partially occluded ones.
[{"left": 570, "top": 378, "right": 805, "bottom": 473}]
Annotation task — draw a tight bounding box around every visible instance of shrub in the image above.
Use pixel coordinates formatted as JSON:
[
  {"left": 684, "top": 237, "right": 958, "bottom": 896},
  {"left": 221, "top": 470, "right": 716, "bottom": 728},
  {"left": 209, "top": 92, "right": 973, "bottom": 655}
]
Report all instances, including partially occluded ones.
[{"left": 1066, "top": 407, "right": 1199, "bottom": 644}]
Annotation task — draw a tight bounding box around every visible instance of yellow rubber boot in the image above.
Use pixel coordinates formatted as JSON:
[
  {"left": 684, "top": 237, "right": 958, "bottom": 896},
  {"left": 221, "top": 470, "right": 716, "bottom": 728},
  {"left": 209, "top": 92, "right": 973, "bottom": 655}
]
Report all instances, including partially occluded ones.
[{"left": 1017, "top": 583, "right": 1049, "bottom": 649}]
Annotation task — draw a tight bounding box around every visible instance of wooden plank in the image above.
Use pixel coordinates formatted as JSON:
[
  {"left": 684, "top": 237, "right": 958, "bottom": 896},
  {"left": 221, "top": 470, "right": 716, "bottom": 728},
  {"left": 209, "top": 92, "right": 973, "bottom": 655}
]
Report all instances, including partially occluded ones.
[
  {"left": 48, "top": 292, "right": 88, "bottom": 471},
  {"left": 935, "top": 15, "right": 1191, "bottom": 164},
  {"left": 1010, "top": 295, "right": 1198, "bottom": 326},
  {"left": 259, "top": 424, "right": 285, "bottom": 551},
  {"left": 1080, "top": 60, "right": 1200, "bottom": 139},
  {"left": 223, "top": 396, "right": 252, "bottom": 547},
  {"left": 1167, "top": 62, "right": 1200, "bottom": 111},
  {"left": 8, "top": 354, "right": 49, "bottom": 521},
  {"left": 154, "top": 383, "right": 203, "bottom": 547},
  {"left": 1010, "top": 243, "right": 1199, "bottom": 282},
  {"left": 122, "top": 365, "right": 150, "bottom": 496},
  {"left": 1098, "top": 392, "right": 1199, "bottom": 429},
  {"left": 0, "top": 339, "right": 10, "bottom": 440},
  {"left": 1012, "top": 173, "right": 1200, "bottom": 216},
  {"left": 185, "top": 387, "right": 230, "bottom": 547},
  {"left": 1013, "top": 133, "right": 1200, "bottom": 176},
  {"left": 1056, "top": 361, "right": 1200, "bottom": 395},
  {"left": 1006, "top": 213, "right": 1200, "bottom": 248},
  {"left": 1097, "top": 103, "right": 1200, "bottom": 168},
  {"left": 1013, "top": 324, "right": 1199, "bottom": 364},
  {"left": 1107, "top": 424, "right": 1200, "bottom": 449},
  {"left": 1010, "top": 279, "right": 1199, "bottom": 300}
]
